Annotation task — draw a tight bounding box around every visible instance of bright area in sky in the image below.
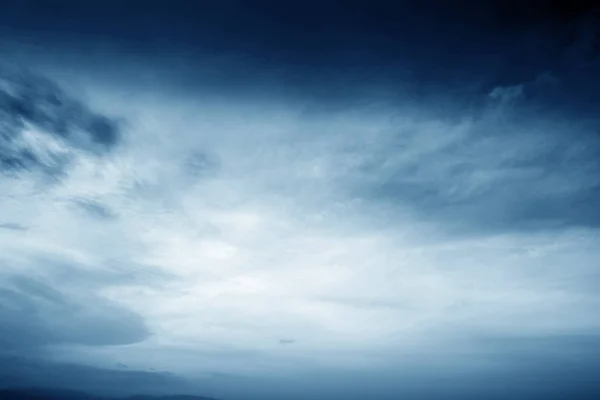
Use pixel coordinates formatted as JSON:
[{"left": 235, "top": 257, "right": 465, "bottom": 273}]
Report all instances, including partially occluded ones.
[{"left": 1, "top": 59, "right": 600, "bottom": 399}]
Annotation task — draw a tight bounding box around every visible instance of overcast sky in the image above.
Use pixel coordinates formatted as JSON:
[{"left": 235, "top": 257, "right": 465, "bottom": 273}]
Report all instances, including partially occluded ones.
[{"left": 1, "top": 1, "right": 600, "bottom": 399}]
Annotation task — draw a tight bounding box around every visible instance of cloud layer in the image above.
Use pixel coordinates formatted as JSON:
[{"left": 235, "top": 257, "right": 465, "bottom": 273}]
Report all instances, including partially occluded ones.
[{"left": 0, "top": 2, "right": 599, "bottom": 399}]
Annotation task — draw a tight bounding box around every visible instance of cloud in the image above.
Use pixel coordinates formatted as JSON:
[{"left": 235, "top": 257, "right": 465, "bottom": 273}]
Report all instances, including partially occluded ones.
[
  {"left": 0, "top": 356, "right": 202, "bottom": 397},
  {"left": 338, "top": 108, "right": 600, "bottom": 233},
  {"left": 72, "top": 198, "right": 117, "bottom": 220},
  {"left": 44, "top": 87, "right": 595, "bottom": 398},
  {"left": 0, "top": 67, "right": 153, "bottom": 368},
  {"left": 0, "top": 271, "right": 150, "bottom": 350},
  {"left": 0, "top": 43, "right": 599, "bottom": 400},
  {"left": 0, "top": 222, "right": 27, "bottom": 231},
  {"left": 0, "top": 64, "right": 121, "bottom": 175},
  {"left": 489, "top": 84, "right": 524, "bottom": 102}
]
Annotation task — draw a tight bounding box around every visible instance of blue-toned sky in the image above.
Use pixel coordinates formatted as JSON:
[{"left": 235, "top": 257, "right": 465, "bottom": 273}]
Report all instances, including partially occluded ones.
[{"left": 1, "top": 1, "right": 600, "bottom": 399}]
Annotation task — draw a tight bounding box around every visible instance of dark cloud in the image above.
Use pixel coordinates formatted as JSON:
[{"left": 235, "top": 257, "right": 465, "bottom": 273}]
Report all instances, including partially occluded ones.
[
  {"left": 184, "top": 151, "right": 220, "bottom": 179},
  {"left": 1, "top": 1, "right": 598, "bottom": 107},
  {"left": 72, "top": 198, "right": 117, "bottom": 220},
  {"left": 0, "top": 65, "right": 121, "bottom": 174},
  {"left": 346, "top": 108, "right": 600, "bottom": 234},
  {"left": 0, "top": 274, "right": 149, "bottom": 350},
  {"left": 0, "top": 357, "right": 204, "bottom": 397},
  {"left": 0, "top": 2, "right": 598, "bottom": 400},
  {"left": 0, "top": 223, "right": 27, "bottom": 231},
  {"left": 0, "top": 252, "right": 181, "bottom": 395}
]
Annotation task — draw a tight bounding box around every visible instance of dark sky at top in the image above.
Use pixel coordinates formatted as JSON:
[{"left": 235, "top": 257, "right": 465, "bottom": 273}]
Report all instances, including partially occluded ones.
[{"left": 1, "top": 0, "right": 598, "bottom": 105}]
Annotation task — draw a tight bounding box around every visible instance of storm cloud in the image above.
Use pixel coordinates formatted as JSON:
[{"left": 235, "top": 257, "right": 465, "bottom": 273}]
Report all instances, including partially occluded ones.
[
  {"left": 0, "top": 65, "right": 120, "bottom": 174},
  {"left": 0, "top": 1, "right": 599, "bottom": 400}
]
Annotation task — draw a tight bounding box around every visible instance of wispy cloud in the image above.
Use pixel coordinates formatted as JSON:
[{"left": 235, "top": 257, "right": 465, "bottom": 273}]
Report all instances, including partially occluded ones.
[{"left": 0, "top": 64, "right": 120, "bottom": 175}]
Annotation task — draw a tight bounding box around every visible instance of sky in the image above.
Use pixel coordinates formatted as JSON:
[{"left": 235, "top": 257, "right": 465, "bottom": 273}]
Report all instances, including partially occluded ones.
[{"left": 0, "top": 1, "right": 599, "bottom": 399}]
